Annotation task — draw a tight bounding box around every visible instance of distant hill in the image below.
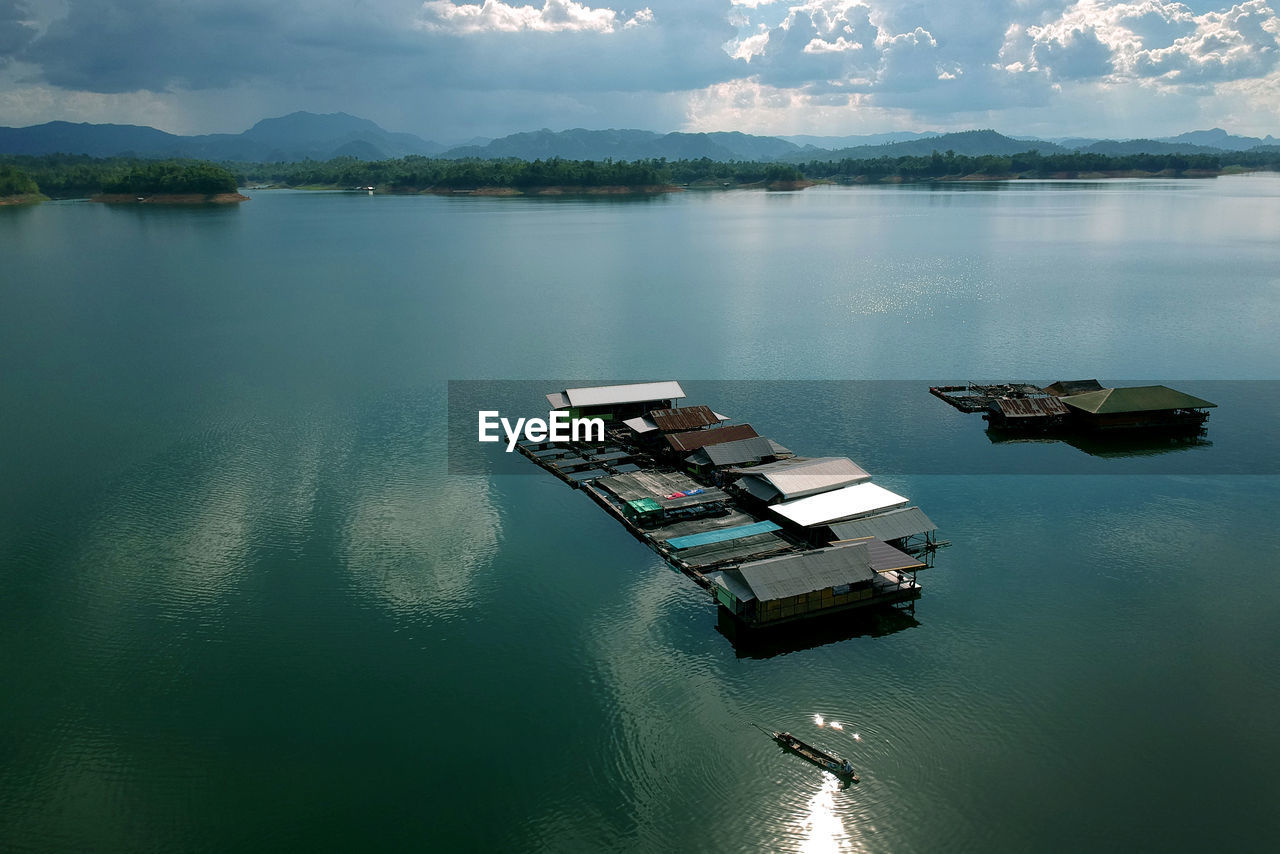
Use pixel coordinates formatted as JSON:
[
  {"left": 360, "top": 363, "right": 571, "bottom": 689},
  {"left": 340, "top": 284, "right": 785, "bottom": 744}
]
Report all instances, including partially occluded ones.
[
  {"left": 1157, "top": 128, "right": 1279, "bottom": 151},
  {"left": 0, "top": 121, "right": 184, "bottom": 157},
  {"left": 1045, "top": 129, "right": 1279, "bottom": 153},
  {"left": 0, "top": 112, "right": 446, "bottom": 161},
  {"left": 1078, "top": 139, "right": 1229, "bottom": 156},
  {"left": 439, "top": 128, "right": 803, "bottom": 161},
  {"left": 784, "top": 130, "right": 1068, "bottom": 162},
  {"left": 781, "top": 131, "right": 940, "bottom": 149},
  {"left": 2, "top": 113, "right": 1277, "bottom": 164},
  {"left": 1045, "top": 137, "right": 1103, "bottom": 148}
]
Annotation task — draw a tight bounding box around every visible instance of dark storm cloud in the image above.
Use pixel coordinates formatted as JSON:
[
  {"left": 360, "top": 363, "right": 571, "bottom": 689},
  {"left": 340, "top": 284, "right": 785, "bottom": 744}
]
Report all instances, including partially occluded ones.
[
  {"left": 0, "top": 0, "right": 37, "bottom": 65},
  {"left": 23, "top": 0, "right": 426, "bottom": 92},
  {"left": 7, "top": 1, "right": 1280, "bottom": 136},
  {"left": 20, "top": 0, "right": 738, "bottom": 94}
]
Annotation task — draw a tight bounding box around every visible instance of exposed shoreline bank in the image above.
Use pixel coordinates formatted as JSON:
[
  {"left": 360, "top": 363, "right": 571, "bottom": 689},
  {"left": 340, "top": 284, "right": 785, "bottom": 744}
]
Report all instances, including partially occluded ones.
[
  {"left": 837, "top": 168, "right": 1228, "bottom": 183},
  {"left": 91, "top": 192, "right": 249, "bottom": 204},
  {"left": 253, "top": 170, "right": 1264, "bottom": 197}
]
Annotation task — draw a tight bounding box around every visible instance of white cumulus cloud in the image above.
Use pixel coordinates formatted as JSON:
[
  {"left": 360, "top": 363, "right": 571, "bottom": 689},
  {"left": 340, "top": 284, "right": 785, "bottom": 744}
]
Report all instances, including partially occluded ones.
[
  {"left": 417, "top": 0, "right": 654, "bottom": 35},
  {"left": 1005, "top": 0, "right": 1280, "bottom": 84}
]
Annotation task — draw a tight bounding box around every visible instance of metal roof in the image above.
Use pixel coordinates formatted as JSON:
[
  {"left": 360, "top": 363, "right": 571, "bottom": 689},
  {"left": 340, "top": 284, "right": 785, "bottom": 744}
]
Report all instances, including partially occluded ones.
[
  {"left": 622, "top": 415, "right": 659, "bottom": 434},
  {"left": 1059, "top": 385, "right": 1216, "bottom": 415},
  {"left": 990, "top": 396, "right": 1069, "bottom": 418},
  {"left": 666, "top": 423, "right": 759, "bottom": 452},
  {"left": 738, "top": 476, "right": 780, "bottom": 503},
  {"left": 731, "top": 456, "right": 872, "bottom": 502},
  {"left": 598, "top": 471, "right": 728, "bottom": 509},
  {"left": 1044, "top": 379, "right": 1104, "bottom": 397},
  {"left": 827, "top": 506, "right": 937, "bottom": 543},
  {"left": 545, "top": 391, "right": 570, "bottom": 409},
  {"left": 649, "top": 405, "right": 723, "bottom": 432},
  {"left": 666, "top": 520, "right": 782, "bottom": 550},
  {"left": 732, "top": 543, "right": 878, "bottom": 602},
  {"left": 771, "top": 482, "right": 910, "bottom": 528},
  {"left": 685, "top": 436, "right": 779, "bottom": 468},
  {"left": 679, "top": 533, "right": 790, "bottom": 568},
  {"left": 711, "top": 570, "right": 759, "bottom": 604},
  {"left": 556, "top": 381, "right": 685, "bottom": 409},
  {"left": 862, "top": 538, "right": 927, "bottom": 572}
]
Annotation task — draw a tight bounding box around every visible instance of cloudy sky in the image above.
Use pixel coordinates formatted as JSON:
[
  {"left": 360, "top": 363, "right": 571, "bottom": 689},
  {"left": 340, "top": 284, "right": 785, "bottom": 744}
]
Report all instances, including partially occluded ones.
[{"left": 1, "top": 0, "right": 1278, "bottom": 140}]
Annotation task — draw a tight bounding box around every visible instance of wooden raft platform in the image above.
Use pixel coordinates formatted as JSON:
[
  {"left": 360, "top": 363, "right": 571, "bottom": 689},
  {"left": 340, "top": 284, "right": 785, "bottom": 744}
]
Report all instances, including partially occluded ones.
[{"left": 929, "top": 383, "right": 1043, "bottom": 413}]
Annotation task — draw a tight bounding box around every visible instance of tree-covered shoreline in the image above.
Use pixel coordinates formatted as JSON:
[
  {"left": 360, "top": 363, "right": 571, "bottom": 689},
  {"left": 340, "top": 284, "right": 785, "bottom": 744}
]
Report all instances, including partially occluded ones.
[
  {"left": 0, "top": 156, "right": 240, "bottom": 199},
  {"left": 3, "top": 148, "right": 1278, "bottom": 200},
  {"left": 0, "top": 164, "right": 45, "bottom": 202}
]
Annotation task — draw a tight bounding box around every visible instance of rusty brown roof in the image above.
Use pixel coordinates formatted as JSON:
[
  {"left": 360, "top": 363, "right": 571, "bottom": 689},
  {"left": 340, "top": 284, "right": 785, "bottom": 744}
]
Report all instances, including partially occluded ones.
[
  {"left": 665, "top": 423, "right": 759, "bottom": 452},
  {"left": 649, "top": 405, "right": 722, "bottom": 432}
]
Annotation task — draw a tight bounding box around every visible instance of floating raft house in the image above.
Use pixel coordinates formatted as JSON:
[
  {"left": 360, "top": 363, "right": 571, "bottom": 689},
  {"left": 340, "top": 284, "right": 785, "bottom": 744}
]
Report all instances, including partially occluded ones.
[
  {"left": 931, "top": 380, "right": 1216, "bottom": 433},
  {"left": 519, "top": 381, "right": 939, "bottom": 628},
  {"left": 707, "top": 540, "right": 926, "bottom": 627},
  {"left": 1056, "top": 385, "right": 1217, "bottom": 430},
  {"left": 683, "top": 436, "right": 791, "bottom": 477}
]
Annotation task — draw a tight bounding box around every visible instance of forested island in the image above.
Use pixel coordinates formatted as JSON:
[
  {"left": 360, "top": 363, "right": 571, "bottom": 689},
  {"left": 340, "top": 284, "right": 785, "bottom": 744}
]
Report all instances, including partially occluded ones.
[
  {"left": 3, "top": 147, "right": 1277, "bottom": 202},
  {"left": 0, "top": 159, "right": 245, "bottom": 203},
  {"left": 92, "top": 161, "right": 247, "bottom": 203},
  {"left": 0, "top": 164, "right": 46, "bottom": 204}
]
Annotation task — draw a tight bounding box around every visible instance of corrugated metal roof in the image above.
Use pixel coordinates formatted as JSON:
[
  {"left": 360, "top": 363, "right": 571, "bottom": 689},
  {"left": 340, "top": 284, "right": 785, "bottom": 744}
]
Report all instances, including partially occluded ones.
[
  {"left": 862, "top": 538, "right": 927, "bottom": 572},
  {"left": 649, "top": 405, "right": 723, "bottom": 432},
  {"left": 686, "top": 436, "right": 779, "bottom": 468},
  {"left": 598, "top": 471, "right": 728, "bottom": 509},
  {"left": 1044, "top": 379, "right": 1103, "bottom": 397},
  {"left": 734, "top": 543, "right": 877, "bottom": 602},
  {"left": 622, "top": 415, "right": 659, "bottom": 434},
  {"left": 666, "top": 520, "right": 782, "bottom": 550},
  {"left": 827, "top": 506, "right": 937, "bottom": 543},
  {"left": 711, "top": 571, "right": 759, "bottom": 604},
  {"left": 1060, "top": 385, "right": 1216, "bottom": 415},
  {"left": 545, "top": 391, "right": 570, "bottom": 408},
  {"left": 731, "top": 456, "right": 872, "bottom": 502},
  {"left": 766, "top": 440, "right": 794, "bottom": 458},
  {"left": 679, "top": 533, "right": 790, "bottom": 568},
  {"left": 666, "top": 423, "right": 759, "bottom": 452},
  {"left": 738, "top": 476, "right": 779, "bottom": 503},
  {"left": 990, "top": 396, "right": 1069, "bottom": 418},
  {"left": 771, "top": 482, "right": 909, "bottom": 528},
  {"left": 561, "top": 381, "right": 685, "bottom": 409}
]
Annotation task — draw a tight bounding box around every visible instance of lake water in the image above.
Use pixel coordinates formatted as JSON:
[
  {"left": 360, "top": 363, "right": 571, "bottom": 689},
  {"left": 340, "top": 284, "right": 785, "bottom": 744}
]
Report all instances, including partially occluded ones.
[{"left": 2, "top": 178, "right": 1278, "bottom": 852}]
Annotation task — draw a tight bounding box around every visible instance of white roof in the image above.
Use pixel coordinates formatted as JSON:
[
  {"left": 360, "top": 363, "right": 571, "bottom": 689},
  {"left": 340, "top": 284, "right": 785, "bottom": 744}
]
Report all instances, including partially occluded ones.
[
  {"left": 733, "top": 456, "right": 871, "bottom": 502},
  {"left": 545, "top": 391, "right": 570, "bottom": 409},
  {"left": 622, "top": 415, "right": 659, "bottom": 434},
  {"left": 561, "top": 381, "right": 685, "bottom": 409},
  {"left": 771, "top": 482, "right": 909, "bottom": 528}
]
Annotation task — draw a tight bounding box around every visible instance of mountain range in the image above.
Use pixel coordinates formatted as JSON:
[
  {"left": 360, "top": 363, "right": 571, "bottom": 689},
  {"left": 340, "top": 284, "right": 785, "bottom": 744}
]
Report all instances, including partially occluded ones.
[
  {"left": 0, "top": 112, "right": 448, "bottom": 162},
  {"left": 1, "top": 112, "right": 1277, "bottom": 163}
]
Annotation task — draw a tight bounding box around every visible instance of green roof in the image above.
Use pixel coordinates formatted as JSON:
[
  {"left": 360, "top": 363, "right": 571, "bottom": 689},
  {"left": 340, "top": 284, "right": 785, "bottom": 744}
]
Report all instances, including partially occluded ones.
[
  {"left": 627, "top": 498, "right": 662, "bottom": 513},
  {"left": 1059, "top": 385, "right": 1216, "bottom": 415}
]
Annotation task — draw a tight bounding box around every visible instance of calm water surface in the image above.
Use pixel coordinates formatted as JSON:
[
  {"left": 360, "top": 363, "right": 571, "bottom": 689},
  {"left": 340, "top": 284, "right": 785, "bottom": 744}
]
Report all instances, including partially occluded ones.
[{"left": 2, "top": 178, "right": 1279, "bottom": 852}]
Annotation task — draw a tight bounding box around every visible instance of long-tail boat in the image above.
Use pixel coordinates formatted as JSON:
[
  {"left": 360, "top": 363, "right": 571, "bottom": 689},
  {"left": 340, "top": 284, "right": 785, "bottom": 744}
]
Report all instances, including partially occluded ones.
[{"left": 768, "top": 728, "right": 859, "bottom": 782}]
